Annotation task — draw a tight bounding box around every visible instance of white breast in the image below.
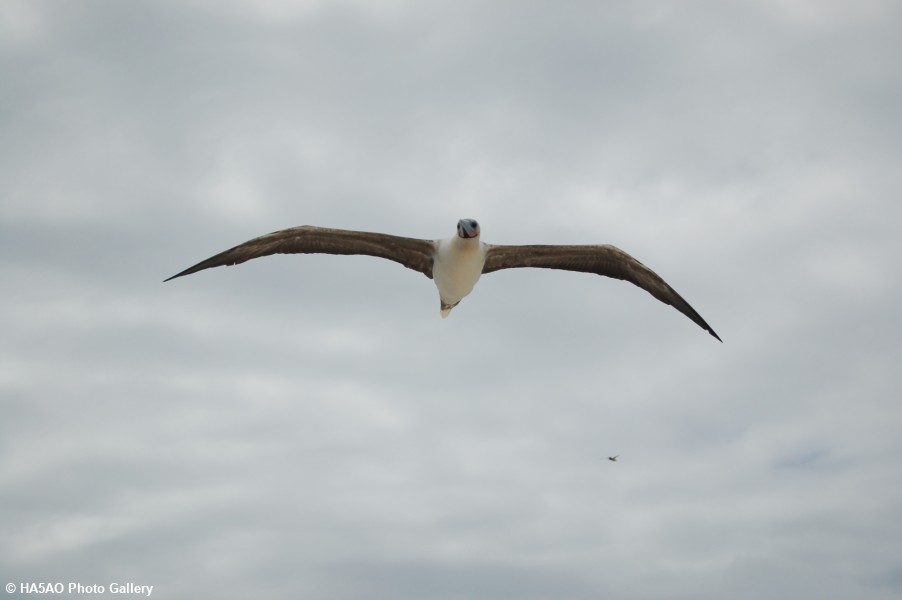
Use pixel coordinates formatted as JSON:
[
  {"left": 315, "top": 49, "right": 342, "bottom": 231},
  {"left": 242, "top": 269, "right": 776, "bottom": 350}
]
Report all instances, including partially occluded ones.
[{"left": 432, "top": 237, "right": 486, "bottom": 314}]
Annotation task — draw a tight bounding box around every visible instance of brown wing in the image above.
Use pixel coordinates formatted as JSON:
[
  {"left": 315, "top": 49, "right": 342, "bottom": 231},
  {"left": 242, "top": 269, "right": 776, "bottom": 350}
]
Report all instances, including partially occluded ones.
[
  {"left": 165, "top": 226, "right": 436, "bottom": 281},
  {"left": 482, "top": 244, "right": 721, "bottom": 341}
]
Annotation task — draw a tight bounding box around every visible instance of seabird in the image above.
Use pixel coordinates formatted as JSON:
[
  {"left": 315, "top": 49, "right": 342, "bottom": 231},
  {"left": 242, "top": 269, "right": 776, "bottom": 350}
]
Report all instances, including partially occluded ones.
[
  {"left": 165, "top": 218, "right": 721, "bottom": 341},
  {"left": 608, "top": 455, "right": 619, "bottom": 462}
]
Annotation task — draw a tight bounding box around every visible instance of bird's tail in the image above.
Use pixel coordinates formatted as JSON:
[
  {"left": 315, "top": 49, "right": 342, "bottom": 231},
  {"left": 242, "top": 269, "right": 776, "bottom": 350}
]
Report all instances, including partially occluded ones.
[{"left": 440, "top": 300, "right": 459, "bottom": 319}]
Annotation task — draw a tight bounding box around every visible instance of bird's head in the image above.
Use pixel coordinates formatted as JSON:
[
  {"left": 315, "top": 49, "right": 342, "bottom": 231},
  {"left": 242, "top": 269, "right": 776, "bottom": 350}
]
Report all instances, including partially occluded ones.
[{"left": 457, "top": 218, "right": 480, "bottom": 239}]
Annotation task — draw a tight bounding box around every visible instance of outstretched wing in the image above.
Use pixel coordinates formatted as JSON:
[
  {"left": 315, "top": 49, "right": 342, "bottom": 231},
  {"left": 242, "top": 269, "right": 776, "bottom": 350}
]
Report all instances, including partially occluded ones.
[
  {"left": 165, "top": 226, "right": 437, "bottom": 281},
  {"left": 482, "top": 244, "right": 721, "bottom": 341}
]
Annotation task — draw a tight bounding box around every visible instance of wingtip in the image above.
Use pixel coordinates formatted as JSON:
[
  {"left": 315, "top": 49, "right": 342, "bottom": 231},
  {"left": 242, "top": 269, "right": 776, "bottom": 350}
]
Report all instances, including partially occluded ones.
[
  {"left": 709, "top": 328, "right": 723, "bottom": 343},
  {"left": 163, "top": 267, "right": 196, "bottom": 282},
  {"left": 163, "top": 265, "right": 202, "bottom": 282}
]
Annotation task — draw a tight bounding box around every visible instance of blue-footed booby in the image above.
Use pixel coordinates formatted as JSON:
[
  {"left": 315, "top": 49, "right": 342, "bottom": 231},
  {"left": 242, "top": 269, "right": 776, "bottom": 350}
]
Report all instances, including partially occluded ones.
[{"left": 165, "top": 218, "right": 721, "bottom": 341}]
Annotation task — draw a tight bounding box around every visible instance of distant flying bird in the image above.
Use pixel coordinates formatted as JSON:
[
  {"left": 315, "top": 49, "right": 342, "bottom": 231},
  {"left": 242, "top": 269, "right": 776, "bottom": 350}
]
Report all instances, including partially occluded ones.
[
  {"left": 608, "top": 455, "right": 619, "bottom": 462},
  {"left": 165, "top": 218, "right": 721, "bottom": 341}
]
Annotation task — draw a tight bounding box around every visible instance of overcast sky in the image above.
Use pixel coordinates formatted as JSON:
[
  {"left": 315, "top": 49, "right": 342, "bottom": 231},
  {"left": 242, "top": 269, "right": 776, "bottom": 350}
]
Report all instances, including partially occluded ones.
[{"left": 2, "top": 0, "right": 901, "bottom": 598}]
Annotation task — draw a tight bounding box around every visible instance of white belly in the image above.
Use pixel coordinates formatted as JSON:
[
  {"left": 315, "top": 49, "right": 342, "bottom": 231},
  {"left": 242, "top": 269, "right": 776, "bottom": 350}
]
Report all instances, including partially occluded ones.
[{"left": 432, "top": 238, "right": 486, "bottom": 315}]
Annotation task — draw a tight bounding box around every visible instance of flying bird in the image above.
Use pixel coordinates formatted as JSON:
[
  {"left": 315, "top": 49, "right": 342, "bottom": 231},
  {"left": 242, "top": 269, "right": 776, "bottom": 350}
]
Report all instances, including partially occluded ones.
[
  {"left": 608, "top": 455, "right": 619, "bottom": 462},
  {"left": 165, "top": 218, "right": 721, "bottom": 341}
]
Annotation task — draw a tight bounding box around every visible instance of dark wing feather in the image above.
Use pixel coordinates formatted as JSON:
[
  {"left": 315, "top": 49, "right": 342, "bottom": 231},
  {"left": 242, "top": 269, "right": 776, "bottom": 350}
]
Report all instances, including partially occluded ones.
[
  {"left": 165, "top": 226, "right": 436, "bottom": 281},
  {"left": 482, "top": 244, "right": 721, "bottom": 341}
]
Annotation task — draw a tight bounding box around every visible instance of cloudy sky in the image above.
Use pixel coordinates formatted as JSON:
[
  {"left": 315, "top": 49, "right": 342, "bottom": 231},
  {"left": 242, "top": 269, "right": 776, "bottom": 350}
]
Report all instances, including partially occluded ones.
[{"left": 2, "top": 0, "right": 901, "bottom": 598}]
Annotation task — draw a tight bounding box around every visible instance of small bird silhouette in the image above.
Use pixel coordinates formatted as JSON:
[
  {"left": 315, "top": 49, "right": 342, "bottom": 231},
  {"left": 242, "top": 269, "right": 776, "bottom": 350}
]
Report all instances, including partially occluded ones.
[{"left": 608, "top": 455, "right": 619, "bottom": 462}]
